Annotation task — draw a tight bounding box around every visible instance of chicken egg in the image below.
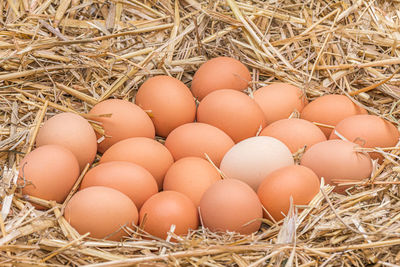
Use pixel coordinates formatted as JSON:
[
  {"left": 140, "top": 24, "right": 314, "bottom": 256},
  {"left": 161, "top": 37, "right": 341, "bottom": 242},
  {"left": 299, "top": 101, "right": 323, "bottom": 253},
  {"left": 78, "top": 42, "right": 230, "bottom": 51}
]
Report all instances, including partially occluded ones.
[
  {"left": 257, "top": 165, "right": 320, "bottom": 221},
  {"left": 89, "top": 99, "right": 155, "bottom": 153},
  {"left": 197, "top": 89, "right": 266, "bottom": 143},
  {"left": 18, "top": 145, "right": 79, "bottom": 209},
  {"left": 139, "top": 191, "right": 199, "bottom": 240},
  {"left": 253, "top": 83, "right": 308, "bottom": 125},
  {"left": 330, "top": 114, "right": 400, "bottom": 162},
  {"left": 220, "top": 136, "right": 294, "bottom": 191},
  {"left": 163, "top": 157, "right": 221, "bottom": 206},
  {"left": 300, "top": 140, "right": 372, "bottom": 193},
  {"left": 191, "top": 57, "right": 251, "bottom": 100},
  {"left": 136, "top": 75, "right": 196, "bottom": 137},
  {"left": 36, "top": 112, "right": 97, "bottom": 170},
  {"left": 260, "top": 118, "right": 327, "bottom": 153},
  {"left": 300, "top": 94, "right": 367, "bottom": 137},
  {"left": 100, "top": 137, "right": 174, "bottom": 189},
  {"left": 64, "top": 186, "right": 138, "bottom": 241},
  {"left": 80, "top": 161, "right": 158, "bottom": 209},
  {"left": 199, "top": 179, "right": 262, "bottom": 235},
  {"left": 164, "top": 122, "right": 234, "bottom": 167}
]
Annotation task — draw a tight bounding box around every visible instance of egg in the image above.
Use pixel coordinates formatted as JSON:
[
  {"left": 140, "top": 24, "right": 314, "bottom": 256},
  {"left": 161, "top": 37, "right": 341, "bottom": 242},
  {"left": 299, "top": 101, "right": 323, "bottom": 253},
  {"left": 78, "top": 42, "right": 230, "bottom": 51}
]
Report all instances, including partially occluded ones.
[
  {"left": 300, "top": 94, "right": 367, "bottom": 137},
  {"left": 260, "top": 118, "right": 327, "bottom": 153},
  {"left": 164, "top": 123, "right": 234, "bottom": 166},
  {"left": 18, "top": 145, "right": 79, "bottom": 209},
  {"left": 100, "top": 137, "right": 174, "bottom": 189},
  {"left": 80, "top": 161, "right": 158, "bottom": 209},
  {"left": 36, "top": 112, "right": 97, "bottom": 170},
  {"left": 163, "top": 157, "right": 221, "bottom": 206},
  {"left": 191, "top": 57, "right": 251, "bottom": 100},
  {"left": 220, "top": 136, "right": 294, "bottom": 191},
  {"left": 257, "top": 165, "right": 320, "bottom": 221},
  {"left": 88, "top": 99, "right": 155, "bottom": 153},
  {"left": 135, "top": 75, "right": 196, "bottom": 137},
  {"left": 253, "top": 83, "right": 308, "bottom": 125},
  {"left": 139, "top": 191, "right": 198, "bottom": 239},
  {"left": 330, "top": 114, "right": 400, "bottom": 162},
  {"left": 300, "top": 140, "right": 372, "bottom": 193},
  {"left": 199, "top": 179, "right": 262, "bottom": 235},
  {"left": 197, "top": 89, "right": 266, "bottom": 143},
  {"left": 64, "top": 186, "right": 138, "bottom": 241}
]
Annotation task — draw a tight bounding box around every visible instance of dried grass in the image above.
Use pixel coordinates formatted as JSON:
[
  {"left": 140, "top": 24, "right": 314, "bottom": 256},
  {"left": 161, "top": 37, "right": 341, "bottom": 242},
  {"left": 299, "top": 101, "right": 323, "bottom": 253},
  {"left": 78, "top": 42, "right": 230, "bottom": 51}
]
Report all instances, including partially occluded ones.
[{"left": 1, "top": 0, "right": 400, "bottom": 266}]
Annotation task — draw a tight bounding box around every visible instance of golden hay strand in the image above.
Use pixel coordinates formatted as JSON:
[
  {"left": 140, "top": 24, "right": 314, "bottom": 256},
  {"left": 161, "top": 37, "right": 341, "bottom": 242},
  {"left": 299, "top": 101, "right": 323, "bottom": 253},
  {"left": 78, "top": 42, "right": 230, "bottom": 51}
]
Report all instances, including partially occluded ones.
[{"left": 1, "top": 0, "right": 400, "bottom": 266}]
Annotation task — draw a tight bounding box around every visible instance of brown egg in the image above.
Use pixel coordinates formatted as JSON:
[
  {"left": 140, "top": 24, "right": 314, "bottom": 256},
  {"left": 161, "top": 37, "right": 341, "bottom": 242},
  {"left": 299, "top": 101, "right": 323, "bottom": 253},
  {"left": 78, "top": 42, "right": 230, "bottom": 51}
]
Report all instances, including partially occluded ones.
[
  {"left": 197, "top": 89, "right": 266, "bottom": 143},
  {"left": 163, "top": 157, "right": 221, "bottom": 206},
  {"left": 135, "top": 75, "right": 196, "bottom": 137},
  {"left": 139, "top": 191, "right": 199, "bottom": 239},
  {"left": 36, "top": 112, "right": 97, "bottom": 170},
  {"left": 164, "top": 123, "right": 234, "bottom": 166},
  {"left": 199, "top": 179, "right": 262, "bottom": 235},
  {"left": 300, "top": 94, "right": 367, "bottom": 137},
  {"left": 80, "top": 161, "right": 158, "bottom": 209},
  {"left": 191, "top": 57, "right": 251, "bottom": 100},
  {"left": 330, "top": 114, "right": 400, "bottom": 162},
  {"left": 253, "top": 83, "right": 308, "bottom": 125},
  {"left": 260, "top": 118, "right": 327, "bottom": 153},
  {"left": 257, "top": 165, "right": 320, "bottom": 221},
  {"left": 64, "top": 186, "right": 138, "bottom": 241},
  {"left": 220, "top": 136, "right": 294, "bottom": 191},
  {"left": 89, "top": 99, "right": 155, "bottom": 154},
  {"left": 300, "top": 140, "right": 372, "bottom": 193},
  {"left": 100, "top": 137, "right": 174, "bottom": 189},
  {"left": 18, "top": 145, "right": 79, "bottom": 209}
]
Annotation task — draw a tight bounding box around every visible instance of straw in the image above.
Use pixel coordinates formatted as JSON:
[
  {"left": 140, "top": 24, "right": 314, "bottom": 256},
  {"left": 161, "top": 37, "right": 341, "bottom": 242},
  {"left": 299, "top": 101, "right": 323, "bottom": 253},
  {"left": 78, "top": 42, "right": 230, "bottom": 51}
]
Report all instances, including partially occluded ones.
[{"left": 1, "top": 0, "right": 399, "bottom": 265}]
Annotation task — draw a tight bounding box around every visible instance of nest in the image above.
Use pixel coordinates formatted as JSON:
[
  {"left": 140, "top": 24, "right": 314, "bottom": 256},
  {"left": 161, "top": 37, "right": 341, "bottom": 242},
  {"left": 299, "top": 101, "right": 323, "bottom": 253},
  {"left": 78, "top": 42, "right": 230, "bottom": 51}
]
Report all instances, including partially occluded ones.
[{"left": 1, "top": 0, "right": 400, "bottom": 266}]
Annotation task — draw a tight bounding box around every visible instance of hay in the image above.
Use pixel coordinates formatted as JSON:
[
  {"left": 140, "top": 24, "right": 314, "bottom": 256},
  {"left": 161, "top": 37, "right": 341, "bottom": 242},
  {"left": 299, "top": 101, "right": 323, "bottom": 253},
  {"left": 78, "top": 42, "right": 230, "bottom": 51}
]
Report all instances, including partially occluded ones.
[{"left": 1, "top": 0, "right": 400, "bottom": 265}]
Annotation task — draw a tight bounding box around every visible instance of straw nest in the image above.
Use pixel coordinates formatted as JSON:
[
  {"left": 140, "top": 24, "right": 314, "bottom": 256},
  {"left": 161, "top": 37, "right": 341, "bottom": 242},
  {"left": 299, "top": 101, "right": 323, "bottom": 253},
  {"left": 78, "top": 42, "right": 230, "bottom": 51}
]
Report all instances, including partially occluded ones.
[{"left": 1, "top": 0, "right": 400, "bottom": 266}]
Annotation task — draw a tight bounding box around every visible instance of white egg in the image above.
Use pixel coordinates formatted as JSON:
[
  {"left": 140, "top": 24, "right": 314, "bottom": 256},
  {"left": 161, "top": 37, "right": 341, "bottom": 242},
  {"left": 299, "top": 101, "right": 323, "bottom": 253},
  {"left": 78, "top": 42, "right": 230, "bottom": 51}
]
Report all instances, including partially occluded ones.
[{"left": 220, "top": 136, "right": 294, "bottom": 191}]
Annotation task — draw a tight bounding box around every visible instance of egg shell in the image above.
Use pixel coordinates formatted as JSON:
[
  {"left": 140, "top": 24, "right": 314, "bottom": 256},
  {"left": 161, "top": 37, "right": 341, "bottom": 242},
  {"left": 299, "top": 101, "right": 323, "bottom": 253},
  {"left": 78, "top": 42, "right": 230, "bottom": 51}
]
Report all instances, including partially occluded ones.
[
  {"left": 197, "top": 89, "right": 266, "bottom": 143},
  {"left": 191, "top": 57, "right": 251, "bottom": 100},
  {"left": 163, "top": 157, "right": 221, "bottom": 206},
  {"left": 88, "top": 99, "right": 155, "bottom": 153},
  {"left": 36, "top": 112, "right": 97, "bottom": 170},
  {"left": 135, "top": 75, "right": 196, "bottom": 137},
  {"left": 139, "top": 191, "right": 199, "bottom": 239},
  {"left": 300, "top": 94, "right": 367, "bottom": 137},
  {"left": 257, "top": 165, "right": 320, "bottom": 221},
  {"left": 164, "top": 123, "right": 234, "bottom": 166},
  {"left": 253, "top": 83, "right": 308, "bottom": 125},
  {"left": 199, "top": 179, "right": 262, "bottom": 235},
  {"left": 99, "top": 137, "right": 174, "bottom": 189},
  {"left": 80, "top": 161, "right": 158, "bottom": 210},
  {"left": 18, "top": 145, "right": 79, "bottom": 209},
  {"left": 220, "top": 136, "right": 294, "bottom": 191},
  {"left": 300, "top": 140, "right": 372, "bottom": 193},
  {"left": 329, "top": 114, "right": 400, "bottom": 162},
  {"left": 65, "top": 186, "right": 138, "bottom": 241},
  {"left": 260, "top": 118, "right": 327, "bottom": 153}
]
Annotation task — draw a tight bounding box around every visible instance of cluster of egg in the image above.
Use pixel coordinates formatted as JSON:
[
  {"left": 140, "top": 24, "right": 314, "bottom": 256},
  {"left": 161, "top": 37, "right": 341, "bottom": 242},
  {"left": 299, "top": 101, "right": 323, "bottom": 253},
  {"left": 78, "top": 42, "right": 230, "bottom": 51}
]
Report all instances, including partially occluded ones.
[{"left": 18, "top": 57, "right": 399, "bottom": 241}]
